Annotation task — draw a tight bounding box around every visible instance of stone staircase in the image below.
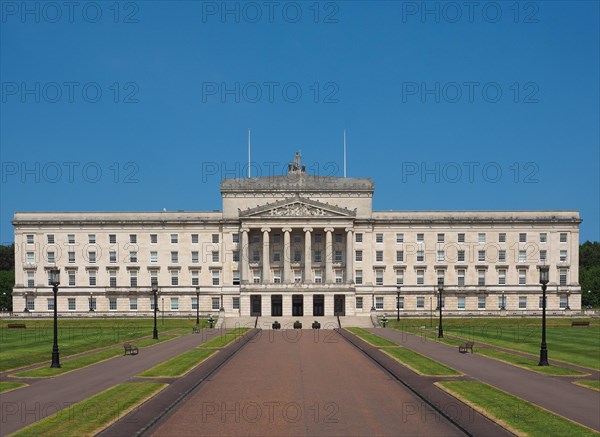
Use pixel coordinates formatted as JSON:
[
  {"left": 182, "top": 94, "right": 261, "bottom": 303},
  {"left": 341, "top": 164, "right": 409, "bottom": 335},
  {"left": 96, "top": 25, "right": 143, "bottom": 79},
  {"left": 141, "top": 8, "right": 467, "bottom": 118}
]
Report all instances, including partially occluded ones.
[{"left": 218, "top": 315, "right": 375, "bottom": 330}]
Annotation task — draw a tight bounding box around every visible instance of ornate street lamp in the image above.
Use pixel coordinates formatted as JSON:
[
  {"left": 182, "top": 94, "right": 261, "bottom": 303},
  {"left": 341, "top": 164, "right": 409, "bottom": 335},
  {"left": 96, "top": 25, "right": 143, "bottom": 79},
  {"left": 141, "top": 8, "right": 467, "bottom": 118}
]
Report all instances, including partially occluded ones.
[
  {"left": 49, "top": 268, "right": 61, "bottom": 368},
  {"left": 396, "top": 286, "right": 402, "bottom": 321},
  {"left": 152, "top": 280, "right": 159, "bottom": 340},
  {"left": 89, "top": 292, "right": 95, "bottom": 312},
  {"left": 437, "top": 277, "right": 444, "bottom": 338},
  {"left": 501, "top": 291, "right": 506, "bottom": 311},
  {"left": 23, "top": 291, "right": 29, "bottom": 312},
  {"left": 538, "top": 265, "right": 550, "bottom": 366},
  {"left": 195, "top": 287, "right": 200, "bottom": 326},
  {"left": 565, "top": 290, "right": 570, "bottom": 311}
]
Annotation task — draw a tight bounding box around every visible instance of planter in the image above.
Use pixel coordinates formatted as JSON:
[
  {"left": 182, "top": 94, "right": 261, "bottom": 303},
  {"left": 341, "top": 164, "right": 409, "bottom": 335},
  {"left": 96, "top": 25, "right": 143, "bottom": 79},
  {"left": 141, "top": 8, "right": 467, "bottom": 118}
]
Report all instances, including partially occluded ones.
[
  {"left": 312, "top": 322, "right": 321, "bottom": 330},
  {"left": 272, "top": 322, "right": 281, "bottom": 330},
  {"left": 293, "top": 321, "right": 302, "bottom": 329}
]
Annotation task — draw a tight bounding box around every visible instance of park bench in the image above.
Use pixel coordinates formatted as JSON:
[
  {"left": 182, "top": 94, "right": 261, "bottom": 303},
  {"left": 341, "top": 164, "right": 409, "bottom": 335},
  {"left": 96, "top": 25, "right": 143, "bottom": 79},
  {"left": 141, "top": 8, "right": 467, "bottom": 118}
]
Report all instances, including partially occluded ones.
[
  {"left": 7, "top": 323, "right": 26, "bottom": 329},
  {"left": 571, "top": 321, "right": 590, "bottom": 327},
  {"left": 192, "top": 326, "right": 200, "bottom": 334},
  {"left": 459, "top": 341, "right": 474, "bottom": 354},
  {"left": 123, "top": 343, "right": 139, "bottom": 356}
]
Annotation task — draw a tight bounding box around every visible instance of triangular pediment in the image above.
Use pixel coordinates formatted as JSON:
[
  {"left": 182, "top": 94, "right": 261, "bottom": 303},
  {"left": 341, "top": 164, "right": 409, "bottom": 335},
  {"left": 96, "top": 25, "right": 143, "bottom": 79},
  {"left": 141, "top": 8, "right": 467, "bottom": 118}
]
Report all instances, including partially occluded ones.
[{"left": 239, "top": 197, "right": 356, "bottom": 218}]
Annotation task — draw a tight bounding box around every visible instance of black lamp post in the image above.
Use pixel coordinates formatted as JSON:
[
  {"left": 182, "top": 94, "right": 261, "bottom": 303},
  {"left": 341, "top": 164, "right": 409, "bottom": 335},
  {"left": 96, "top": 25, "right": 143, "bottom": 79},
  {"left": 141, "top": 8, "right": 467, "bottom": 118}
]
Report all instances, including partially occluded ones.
[
  {"left": 437, "top": 278, "right": 444, "bottom": 338},
  {"left": 565, "top": 291, "right": 570, "bottom": 311},
  {"left": 371, "top": 291, "right": 375, "bottom": 311},
  {"left": 152, "top": 281, "right": 159, "bottom": 340},
  {"left": 501, "top": 291, "right": 506, "bottom": 310},
  {"left": 49, "top": 268, "right": 61, "bottom": 368},
  {"left": 538, "top": 265, "right": 549, "bottom": 366},
  {"left": 23, "top": 292, "right": 29, "bottom": 312},
  {"left": 89, "top": 292, "right": 94, "bottom": 312},
  {"left": 396, "top": 286, "right": 402, "bottom": 321},
  {"left": 219, "top": 291, "right": 224, "bottom": 311},
  {"left": 195, "top": 287, "right": 200, "bottom": 326}
]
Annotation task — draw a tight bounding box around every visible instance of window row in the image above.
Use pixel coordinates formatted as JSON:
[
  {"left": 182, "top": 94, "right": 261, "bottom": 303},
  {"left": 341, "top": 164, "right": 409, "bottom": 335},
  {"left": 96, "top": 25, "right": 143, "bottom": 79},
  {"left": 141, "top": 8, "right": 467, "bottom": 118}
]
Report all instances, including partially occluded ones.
[
  {"left": 27, "top": 233, "right": 230, "bottom": 245},
  {"left": 360, "top": 232, "right": 569, "bottom": 244},
  {"left": 355, "top": 249, "right": 569, "bottom": 263},
  {"left": 358, "top": 295, "right": 570, "bottom": 310}
]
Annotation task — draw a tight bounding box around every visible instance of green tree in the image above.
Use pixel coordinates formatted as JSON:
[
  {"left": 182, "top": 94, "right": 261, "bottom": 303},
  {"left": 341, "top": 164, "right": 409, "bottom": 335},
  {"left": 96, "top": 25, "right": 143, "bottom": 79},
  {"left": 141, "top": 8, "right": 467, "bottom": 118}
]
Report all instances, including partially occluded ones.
[
  {"left": 0, "top": 270, "right": 14, "bottom": 311},
  {"left": 0, "top": 244, "right": 14, "bottom": 271},
  {"left": 580, "top": 241, "right": 600, "bottom": 307}
]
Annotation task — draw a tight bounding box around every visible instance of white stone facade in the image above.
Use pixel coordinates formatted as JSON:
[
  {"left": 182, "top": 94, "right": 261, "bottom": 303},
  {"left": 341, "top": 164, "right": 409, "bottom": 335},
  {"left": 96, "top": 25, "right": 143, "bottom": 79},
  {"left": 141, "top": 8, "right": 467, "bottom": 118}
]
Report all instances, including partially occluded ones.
[{"left": 12, "top": 168, "right": 582, "bottom": 317}]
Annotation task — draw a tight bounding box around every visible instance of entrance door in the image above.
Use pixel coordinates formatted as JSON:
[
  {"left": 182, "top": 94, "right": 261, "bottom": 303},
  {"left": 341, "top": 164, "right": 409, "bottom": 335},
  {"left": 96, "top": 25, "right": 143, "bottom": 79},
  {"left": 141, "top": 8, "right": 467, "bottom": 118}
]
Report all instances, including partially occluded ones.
[
  {"left": 313, "top": 295, "right": 324, "bottom": 316},
  {"left": 250, "top": 295, "right": 262, "bottom": 316},
  {"left": 334, "top": 295, "right": 345, "bottom": 316},
  {"left": 292, "top": 295, "right": 304, "bottom": 317},
  {"left": 271, "top": 295, "right": 282, "bottom": 317}
]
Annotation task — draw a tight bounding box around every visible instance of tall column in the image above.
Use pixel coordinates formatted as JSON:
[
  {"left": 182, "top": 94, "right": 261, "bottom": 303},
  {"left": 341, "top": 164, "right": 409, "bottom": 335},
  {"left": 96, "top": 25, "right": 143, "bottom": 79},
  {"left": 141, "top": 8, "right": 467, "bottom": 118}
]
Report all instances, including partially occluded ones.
[
  {"left": 345, "top": 228, "right": 353, "bottom": 284},
  {"left": 261, "top": 228, "right": 270, "bottom": 284},
  {"left": 325, "top": 227, "right": 334, "bottom": 284},
  {"left": 283, "top": 227, "right": 292, "bottom": 283},
  {"left": 303, "top": 227, "right": 312, "bottom": 283},
  {"left": 240, "top": 228, "right": 249, "bottom": 284}
]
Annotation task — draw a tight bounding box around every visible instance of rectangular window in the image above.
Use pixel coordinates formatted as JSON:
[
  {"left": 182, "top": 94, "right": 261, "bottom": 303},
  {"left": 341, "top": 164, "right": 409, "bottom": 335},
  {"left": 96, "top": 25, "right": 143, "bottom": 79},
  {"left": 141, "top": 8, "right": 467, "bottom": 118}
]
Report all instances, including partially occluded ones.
[
  {"left": 375, "top": 269, "right": 384, "bottom": 286},
  {"left": 130, "top": 297, "right": 138, "bottom": 311},
  {"left": 478, "top": 250, "right": 486, "bottom": 262},
  {"left": 129, "top": 251, "right": 137, "bottom": 263},
  {"left": 109, "top": 270, "right": 117, "bottom": 287},
  {"left": 540, "top": 250, "right": 547, "bottom": 262},
  {"left": 109, "top": 251, "right": 117, "bottom": 263},
  {"left": 417, "top": 297, "right": 425, "bottom": 309},
  {"left": 518, "top": 269, "right": 526, "bottom": 285},
  {"left": 68, "top": 234, "right": 75, "bottom": 244},
  {"left": 89, "top": 251, "right": 97, "bottom": 263},
  {"left": 560, "top": 250, "right": 567, "bottom": 262},
  {"left": 499, "top": 295, "right": 506, "bottom": 310},
  {"left": 335, "top": 270, "right": 343, "bottom": 284},
  {"left": 397, "top": 296, "right": 404, "bottom": 310},
  {"left": 212, "top": 270, "right": 220, "bottom": 286},
  {"left": 253, "top": 250, "right": 260, "bottom": 262},
  {"left": 417, "top": 233, "right": 424, "bottom": 243},
  {"left": 560, "top": 233, "right": 567, "bottom": 243},
  {"left": 88, "top": 270, "right": 96, "bottom": 286},
  {"left": 295, "top": 250, "right": 303, "bottom": 263},
  {"left": 396, "top": 251, "right": 404, "bottom": 262},
  {"left": 416, "top": 250, "right": 424, "bottom": 263},
  {"left": 518, "top": 250, "right": 526, "bottom": 263},
  {"left": 273, "top": 269, "right": 282, "bottom": 284},
  {"left": 191, "top": 297, "right": 198, "bottom": 310},
  {"left": 253, "top": 270, "right": 261, "bottom": 284},
  {"left": 457, "top": 296, "right": 466, "bottom": 309},
  {"left": 109, "top": 298, "right": 117, "bottom": 311},
  {"left": 334, "top": 250, "right": 342, "bottom": 263},
  {"left": 540, "top": 233, "right": 547, "bottom": 243},
  {"left": 498, "top": 269, "right": 506, "bottom": 285},
  {"left": 68, "top": 251, "right": 75, "bottom": 263},
  {"left": 314, "top": 234, "right": 321, "bottom": 243},
  {"left": 211, "top": 297, "right": 220, "bottom": 311},
  {"left": 355, "top": 250, "right": 363, "bottom": 262},
  {"left": 68, "top": 298, "right": 76, "bottom": 311},
  {"left": 396, "top": 269, "right": 404, "bottom": 285},
  {"left": 313, "top": 251, "right": 322, "bottom": 263},
  {"left": 130, "top": 270, "right": 138, "bottom": 287},
  {"left": 151, "top": 234, "right": 158, "bottom": 244},
  {"left": 151, "top": 251, "right": 158, "bottom": 263},
  {"left": 47, "top": 298, "right": 54, "bottom": 311},
  {"left": 355, "top": 233, "right": 363, "bottom": 243},
  {"left": 233, "top": 297, "right": 240, "bottom": 310},
  {"left": 396, "top": 233, "right": 404, "bottom": 243},
  {"left": 499, "top": 250, "right": 506, "bottom": 263},
  {"left": 478, "top": 296, "right": 486, "bottom": 309},
  {"left": 273, "top": 252, "right": 281, "bottom": 262},
  {"left": 559, "top": 295, "right": 568, "bottom": 309},
  {"left": 27, "top": 271, "right": 35, "bottom": 287},
  {"left": 46, "top": 251, "right": 55, "bottom": 263},
  {"left": 47, "top": 234, "right": 55, "bottom": 244},
  {"left": 376, "top": 251, "right": 383, "bottom": 262},
  {"left": 477, "top": 270, "right": 485, "bottom": 286},
  {"left": 171, "top": 270, "right": 179, "bottom": 286},
  {"left": 334, "top": 234, "right": 342, "bottom": 243},
  {"left": 356, "top": 297, "right": 363, "bottom": 309},
  {"left": 192, "top": 251, "right": 199, "bottom": 263},
  {"left": 437, "top": 233, "right": 445, "bottom": 243},
  {"left": 538, "top": 296, "right": 545, "bottom": 309},
  {"left": 232, "top": 233, "right": 239, "bottom": 243},
  {"left": 191, "top": 270, "right": 199, "bottom": 286},
  {"left": 252, "top": 234, "right": 261, "bottom": 243},
  {"left": 375, "top": 296, "right": 384, "bottom": 310},
  {"left": 376, "top": 233, "right": 383, "bottom": 243},
  {"left": 519, "top": 296, "right": 527, "bottom": 309},
  {"left": 233, "top": 250, "right": 240, "bottom": 262},
  {"left": 478, "top": 233, "right": 486, "bottom": 244},
  {"left": 212, "top": 234, "right": 219, "bottom": 244},
  {"left": 68, "top": 270, "right": 76, "bottom": 286},
  {"left": 458, "top": 250, "right": 465, "bottom": 262},
  {"left": 171, "top": 297, "right": 179, "bottom": 311},
  {"left": 519, "top": 233, "right": 527, "bottom": 243},
  {"left": 171, "top": 251, "right": 179, "bottom": 263},
  {"left": 192, "top": 234, "right": 199, "bottom": 244},
  {"left": 233, "top": 270, "right": 240, "bottom": 285},
  {"left": 26, "top": 251, "right": 35, "bottom": 263},
  {"left": 171, "top": 234, "right": 178, "bottom": 244},
  {"left": 26, "top": 296, "right": 35, "bottom": 311},
  {"left": 499, "top": 233, "right": 506, "bottom": 243},
  {"left": 457, "top": 269, "right": 465, "bottom": 287},
  {"left": 559, "top": 269, "right": 568, "bottom": 286},
  {"left": 130, "top": 234, "right": 137, "bottom": 244},
  {"left": 26, "top": 234, "right": 34, "bottom": 244},
  {"left": 314, "top": 269, "right": 322, "bottom": 284},
  {"left": 355, "top": 270, "right": 363, "bottom": 285},
  {"left": 458, "top": 233, "right": 465, "bottom": 243},
  {"left": 416, "top": 269, "right": 424, "bottom": 285},
  {"left": 88, "top": 234, "right": 96, "bottom": 244},
  {"left": 437, "top": 251, "right": 445, "bottom": 262}
]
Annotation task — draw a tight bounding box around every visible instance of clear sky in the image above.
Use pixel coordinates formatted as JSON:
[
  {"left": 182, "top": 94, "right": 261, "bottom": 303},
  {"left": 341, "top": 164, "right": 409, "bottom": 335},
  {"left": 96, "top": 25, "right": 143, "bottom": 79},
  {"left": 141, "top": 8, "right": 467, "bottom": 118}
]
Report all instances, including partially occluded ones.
[{"left": 1, "top": 1, "right": 598, "bottom": 243}]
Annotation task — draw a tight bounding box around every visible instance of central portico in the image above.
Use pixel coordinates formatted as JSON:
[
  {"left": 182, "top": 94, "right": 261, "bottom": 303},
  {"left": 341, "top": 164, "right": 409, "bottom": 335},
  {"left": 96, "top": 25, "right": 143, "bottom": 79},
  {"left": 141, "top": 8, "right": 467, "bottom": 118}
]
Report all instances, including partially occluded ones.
[{"left": 221, "top": 153, "right": 374, "bottom": 317}]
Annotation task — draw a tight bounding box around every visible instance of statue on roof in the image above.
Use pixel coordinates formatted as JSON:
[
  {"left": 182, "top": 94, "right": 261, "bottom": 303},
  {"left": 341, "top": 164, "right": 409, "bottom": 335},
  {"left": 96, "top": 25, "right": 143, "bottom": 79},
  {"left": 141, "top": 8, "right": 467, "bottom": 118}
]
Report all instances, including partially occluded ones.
[{"left": 288, "top": 151, "right": 306, "bottom": 174}]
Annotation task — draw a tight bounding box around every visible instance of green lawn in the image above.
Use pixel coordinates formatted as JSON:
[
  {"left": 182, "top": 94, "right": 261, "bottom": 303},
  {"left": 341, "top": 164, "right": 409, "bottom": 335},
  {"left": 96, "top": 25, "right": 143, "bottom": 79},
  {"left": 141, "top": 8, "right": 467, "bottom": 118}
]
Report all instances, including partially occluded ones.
[
  {"left": 138, "top": 349, "right": 216, "bottom": 377},
  {"left": 345, "top": 327, "right": 398, "bottom": 347},
  {"left": 0, "top": 381, "right": 27, "bottom": 393},
  {"left": 12, "top": 382, "right": 165, "bottom": 437},
  {"left": 438, "top": 381, "right": 598, "bottom": 437},
  {"left": 199, "top": 327, "right": 250, "bottom": 348},
  {"left": 384, "top": 347, "right": 461, "bottom": 376},
  {"left": 574, "top": 380, "right": 600, "bottom": 391},
  {"left": 388, "top": 318, "right": 600, "bottom": 370},
  {"left": 476, "top": 348, "right": 587, "bottom": 376},
  {"left": 0, "top": 318, "right": 211, "bottom": 372}
]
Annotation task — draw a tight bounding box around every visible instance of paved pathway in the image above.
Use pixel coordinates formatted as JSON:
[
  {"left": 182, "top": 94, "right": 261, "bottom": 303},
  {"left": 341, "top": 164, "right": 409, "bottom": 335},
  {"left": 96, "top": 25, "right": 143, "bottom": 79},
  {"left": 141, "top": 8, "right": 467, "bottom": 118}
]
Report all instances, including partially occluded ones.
[
  {"left": 370, "top": 328, "right": 600, "bottom": 431},
  {"left": 0, "top": 328, "right": 224, "bottom": 436},
  {"left": 150, "top": 329, "right": 467, "bottom": 436}
]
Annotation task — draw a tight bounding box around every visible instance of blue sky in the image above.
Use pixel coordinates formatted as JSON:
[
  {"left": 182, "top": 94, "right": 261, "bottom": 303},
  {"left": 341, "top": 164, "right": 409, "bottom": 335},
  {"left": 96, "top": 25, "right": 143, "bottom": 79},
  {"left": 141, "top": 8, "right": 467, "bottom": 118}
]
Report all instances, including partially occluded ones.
[{"left": 1, "top": 1, "right": 598, "bottom": 243}]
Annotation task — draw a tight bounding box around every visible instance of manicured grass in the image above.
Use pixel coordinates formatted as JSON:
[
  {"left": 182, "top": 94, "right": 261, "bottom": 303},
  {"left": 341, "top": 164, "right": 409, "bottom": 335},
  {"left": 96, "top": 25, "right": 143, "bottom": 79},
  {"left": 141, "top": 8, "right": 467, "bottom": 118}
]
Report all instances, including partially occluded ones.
[
  {"left": 138, "top": 349, "right": 216, "bottom": 377},
  {"left": 389, "top": 318, "right": 600, "bottom": 370},
  {"left": 199, "top": 328, "right": 250, "bottom": 348},
  {"left": 345, "top": 327, "right": 398, "bottom": 347},
  {"left": 14, "top": 348, "right": 123, "bottom": 377},
  {"left": 437, "top": 381, "right": 598, "bottom": 437},
  {"left": 476, "top": 348, "right": 587, "bottom": 376},
  {"left": 12, "top": 382, "right": 165, "bottom": 437},
  {"left": 0, "top": 381, "right": 27, "bottom": 393},
  {"left": 0, "top": 318, "right": 212, "bottom": 372},
  {"left": 574, "top": 380, "right": 600, "bottom": 391},
  {"left": 384, "top": 347, "right": 461, "bottom": 376}
]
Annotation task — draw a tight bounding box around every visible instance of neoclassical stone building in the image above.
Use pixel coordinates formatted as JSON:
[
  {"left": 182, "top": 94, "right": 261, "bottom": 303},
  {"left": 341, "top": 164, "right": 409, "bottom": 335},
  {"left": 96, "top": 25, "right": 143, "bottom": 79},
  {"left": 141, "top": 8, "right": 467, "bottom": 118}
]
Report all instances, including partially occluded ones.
[{"left": 12, "top": 156, "right": 582, "bottom": 317}]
